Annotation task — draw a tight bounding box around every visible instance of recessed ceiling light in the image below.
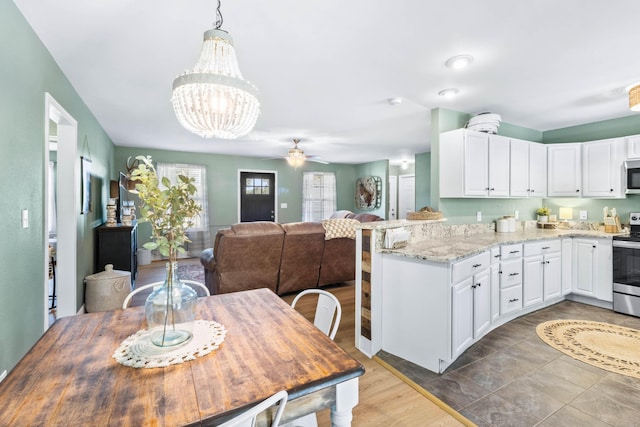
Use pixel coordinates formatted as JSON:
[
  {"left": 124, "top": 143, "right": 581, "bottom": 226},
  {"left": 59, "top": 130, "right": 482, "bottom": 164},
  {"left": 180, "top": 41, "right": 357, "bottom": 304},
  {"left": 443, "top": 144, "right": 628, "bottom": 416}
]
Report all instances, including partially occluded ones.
[
  {"left": 438, "top": 88, "right": 459, "bottom": 98},
  {"left": 445, "top": 55, "right": 474, "bottom": 70},
  {"left": 387, "top": 97, "right": 403, "bottom": 106}
]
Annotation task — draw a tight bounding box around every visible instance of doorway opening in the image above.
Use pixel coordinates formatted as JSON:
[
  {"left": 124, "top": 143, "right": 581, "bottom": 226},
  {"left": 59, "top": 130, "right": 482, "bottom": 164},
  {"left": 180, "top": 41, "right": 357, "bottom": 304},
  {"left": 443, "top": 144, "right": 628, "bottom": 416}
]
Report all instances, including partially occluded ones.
[
  {"left": 238, "top": 170, "right": 277, "bottom": 222},
  {"left": 44, "top": 93, "right": 78, "bottom": 329},
  {"left": 398, "top": 174, "right": 415, "bottom": 219}
]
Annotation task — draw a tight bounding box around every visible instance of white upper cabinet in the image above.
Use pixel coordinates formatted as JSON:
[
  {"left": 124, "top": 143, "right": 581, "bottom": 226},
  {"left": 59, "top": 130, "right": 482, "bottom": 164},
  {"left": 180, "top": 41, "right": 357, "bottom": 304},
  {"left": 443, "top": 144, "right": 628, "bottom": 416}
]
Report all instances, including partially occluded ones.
[
  {"left": 582, "top": 138, "right": 625, "bottom": 198},
  {"left": 440, "top": 129, "right": 510, "bottom": 198},
  {"left": 627, "top": 135, "right": 640, "bottom": 158},
  {"left": 547, "top": 143, "right": 582, "bottom": 197},
  {"left": 509, "top": 138, "right": 547, "bottom": 198}
]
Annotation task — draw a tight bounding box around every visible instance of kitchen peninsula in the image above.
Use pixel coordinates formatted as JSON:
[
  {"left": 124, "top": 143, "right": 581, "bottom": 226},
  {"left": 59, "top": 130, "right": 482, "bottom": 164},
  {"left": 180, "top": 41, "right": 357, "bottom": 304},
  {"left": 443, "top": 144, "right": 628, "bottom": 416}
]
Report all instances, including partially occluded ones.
[{"left": 354, "top": 219, "right": 620, "bottom": 374}]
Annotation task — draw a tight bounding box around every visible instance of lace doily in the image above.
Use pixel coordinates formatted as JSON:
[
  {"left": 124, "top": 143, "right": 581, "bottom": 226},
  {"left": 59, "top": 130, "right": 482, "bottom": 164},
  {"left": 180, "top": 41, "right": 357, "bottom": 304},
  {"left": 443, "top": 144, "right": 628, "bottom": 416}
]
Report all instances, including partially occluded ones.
[{"left": 113, "top": 320, "right": 226, "bottom": 368}]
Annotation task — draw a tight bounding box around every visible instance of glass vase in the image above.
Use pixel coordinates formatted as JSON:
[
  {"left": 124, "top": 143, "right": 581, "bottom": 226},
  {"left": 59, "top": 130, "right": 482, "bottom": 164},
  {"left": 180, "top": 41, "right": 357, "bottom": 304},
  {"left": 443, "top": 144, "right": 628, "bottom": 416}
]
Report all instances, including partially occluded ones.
[{"left": 145, "top": 261, "right": 197, "bottom": 347}]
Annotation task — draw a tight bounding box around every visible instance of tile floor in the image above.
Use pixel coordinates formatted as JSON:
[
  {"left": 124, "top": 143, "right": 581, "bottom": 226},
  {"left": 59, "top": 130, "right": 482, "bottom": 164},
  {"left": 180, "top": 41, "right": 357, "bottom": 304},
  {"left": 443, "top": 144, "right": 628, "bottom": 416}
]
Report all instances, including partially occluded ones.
[{"left": 379, "top": 300, "right": 640, "bottom": 426}]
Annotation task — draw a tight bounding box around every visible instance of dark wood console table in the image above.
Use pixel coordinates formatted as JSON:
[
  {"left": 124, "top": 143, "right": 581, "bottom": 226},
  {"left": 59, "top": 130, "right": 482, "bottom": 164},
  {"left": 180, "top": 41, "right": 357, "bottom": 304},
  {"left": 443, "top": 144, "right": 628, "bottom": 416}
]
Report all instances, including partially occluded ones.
[{"left": 96, "top": 221, "right": 138, "bottom": 284}]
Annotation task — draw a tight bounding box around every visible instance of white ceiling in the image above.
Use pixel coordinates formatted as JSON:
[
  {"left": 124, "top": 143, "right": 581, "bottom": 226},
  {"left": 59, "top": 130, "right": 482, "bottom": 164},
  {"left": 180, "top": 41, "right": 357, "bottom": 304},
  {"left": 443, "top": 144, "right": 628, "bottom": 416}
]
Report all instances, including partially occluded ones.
[{"left": 14, "top": 0, "right": 640, "bottom": 165}]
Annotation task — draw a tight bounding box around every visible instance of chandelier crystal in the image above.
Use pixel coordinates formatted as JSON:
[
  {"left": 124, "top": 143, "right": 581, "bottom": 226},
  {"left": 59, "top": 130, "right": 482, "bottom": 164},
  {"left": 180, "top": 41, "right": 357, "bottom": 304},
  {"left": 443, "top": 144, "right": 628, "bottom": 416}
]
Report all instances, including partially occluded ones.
[{"left": 171, "top": 2, "right": 259, "bottom": 139}]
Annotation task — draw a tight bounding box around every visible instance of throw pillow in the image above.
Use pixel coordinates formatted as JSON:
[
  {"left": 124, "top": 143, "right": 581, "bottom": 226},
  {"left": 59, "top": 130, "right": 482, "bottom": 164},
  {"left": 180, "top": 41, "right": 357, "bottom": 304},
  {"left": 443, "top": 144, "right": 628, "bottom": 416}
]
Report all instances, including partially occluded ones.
[{"left": 322, "top": 218, "right": 359, "bottom": 240}]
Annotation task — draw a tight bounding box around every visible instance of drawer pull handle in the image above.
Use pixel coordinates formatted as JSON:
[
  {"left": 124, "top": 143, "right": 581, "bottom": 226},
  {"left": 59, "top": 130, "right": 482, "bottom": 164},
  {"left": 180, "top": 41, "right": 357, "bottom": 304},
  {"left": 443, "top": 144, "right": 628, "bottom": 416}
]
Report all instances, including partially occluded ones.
[
  {"left": 509, "top": 298, "right": 519, "bottom": 303},
  {"left": 542, "top": 246, "right": 550, "bottom": 249},
  {"left": 509, "top": 250, "right": 520, "bottom": 254},
  {"left": 494, "top": 254, "right": 501, "bottom": 258},
  {"left": 509, "top": 272, "right": 519, "bottom": 276},
  {"left": 472, "top": 263, "right": 482, "bottom": 268}
]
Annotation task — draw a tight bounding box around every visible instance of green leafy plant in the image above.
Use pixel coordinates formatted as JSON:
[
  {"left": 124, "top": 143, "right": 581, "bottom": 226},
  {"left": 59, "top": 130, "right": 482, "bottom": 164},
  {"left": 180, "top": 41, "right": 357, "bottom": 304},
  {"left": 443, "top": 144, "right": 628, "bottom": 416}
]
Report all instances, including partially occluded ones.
[
  {"left": 130, "top": 155, "right": 202, "bottom": 266},
  {"left": 536, "top": 207, "right": 551, "bottom": 216}
]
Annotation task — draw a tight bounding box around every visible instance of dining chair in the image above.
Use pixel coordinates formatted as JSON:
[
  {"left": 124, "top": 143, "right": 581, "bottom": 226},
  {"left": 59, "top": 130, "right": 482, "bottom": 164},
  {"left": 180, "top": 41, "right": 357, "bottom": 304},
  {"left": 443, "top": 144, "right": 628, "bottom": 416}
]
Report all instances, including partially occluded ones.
[
  {"left": 218, "top": 390, "right": 288, "bottom": 427},
  {"left": 121, "top": 280, "right": 210, "bottom": 309},
  {"left": 291, "top": 289, "right": 342, "bottom": 340},
  {"left": 282, "top": 289, "right": 343, "bottom": 427}
]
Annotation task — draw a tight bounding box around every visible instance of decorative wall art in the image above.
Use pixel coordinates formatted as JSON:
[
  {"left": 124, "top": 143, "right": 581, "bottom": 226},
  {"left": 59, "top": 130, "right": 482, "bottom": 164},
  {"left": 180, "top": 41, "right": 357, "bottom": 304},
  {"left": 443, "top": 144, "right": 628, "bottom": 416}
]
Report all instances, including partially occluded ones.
[
  {"left": 81, "top": 156, "right": 92, "bottom": 214},
  {"left": 355, "top": 176, "right": 382, "bottom": 210}
]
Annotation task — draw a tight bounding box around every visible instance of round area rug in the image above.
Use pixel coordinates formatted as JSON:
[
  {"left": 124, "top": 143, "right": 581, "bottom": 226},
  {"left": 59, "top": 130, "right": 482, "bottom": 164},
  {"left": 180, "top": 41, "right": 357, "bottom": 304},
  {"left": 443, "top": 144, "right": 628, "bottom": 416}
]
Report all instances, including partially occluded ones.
[{"left": 536, "top": 319, "right": 640, "bottom": 379}]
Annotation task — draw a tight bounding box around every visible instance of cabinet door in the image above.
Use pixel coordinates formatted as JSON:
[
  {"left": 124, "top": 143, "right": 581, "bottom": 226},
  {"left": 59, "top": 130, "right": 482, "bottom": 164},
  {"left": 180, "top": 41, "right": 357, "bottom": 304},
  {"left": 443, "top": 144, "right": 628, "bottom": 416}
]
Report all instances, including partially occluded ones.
[
  {"left": 543, "top": 253, "right": 562, "bottom": 300},
  {"left": 529, "top": 142, "right": 547, "bottom": 197},
  {"left": 548, "top": 144, "right": 581, "bottom": 197},
  {"left": 627, "top": 135, "right": 640, "bottom": 159},
  {"left": 596, "top": 239, "right": 613, "bottom": 302},
  {"left": 488, "top": 135, "right": 510, "bottom": 197},
  {"left": 510, "top": 138, "right": 530, "bottom": 197},
  {"left": 523, "top": 255, "right": 544, "bottom": 307},
  {"left": 490, "top": 264, "right": 500, "bottom": 324},
  {"left": 573, "top": 239, "right": 598, "bottom": 296},
  {"left": 464, "top": 132, "right": 490, "bottom": 196},
  {"left": 561, "top": 238, "right": 572, "bottom": 295},
  {"left": 452, "top": 277, "right": 474, "bottom": 357},
  {"left": 582, "top": 139, "right": 625, "bottom": 198},
  {"left": 473, "top": 269, "right": 491, "bottom": 338}
]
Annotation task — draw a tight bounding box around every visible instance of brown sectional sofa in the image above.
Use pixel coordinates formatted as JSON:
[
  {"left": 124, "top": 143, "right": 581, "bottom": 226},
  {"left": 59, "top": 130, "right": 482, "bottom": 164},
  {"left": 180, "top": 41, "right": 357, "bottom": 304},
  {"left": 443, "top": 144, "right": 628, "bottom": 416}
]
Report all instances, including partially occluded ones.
[{"left": 200, "top": 213, "right": 382, "bottom": 295}]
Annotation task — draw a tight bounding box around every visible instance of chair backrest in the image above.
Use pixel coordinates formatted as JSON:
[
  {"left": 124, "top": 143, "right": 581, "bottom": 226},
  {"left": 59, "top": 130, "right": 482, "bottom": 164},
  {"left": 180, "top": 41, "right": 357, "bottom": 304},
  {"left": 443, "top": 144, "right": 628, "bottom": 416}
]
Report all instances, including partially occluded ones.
[
  {"left": 291, "top": 289, "right": 342, "bottom": 340},
  {"left": 122, "top": 280, "right": 210, "bottom": 309},
  {"left": 218, "top": 390, "right": 288, "bottom": 427}
]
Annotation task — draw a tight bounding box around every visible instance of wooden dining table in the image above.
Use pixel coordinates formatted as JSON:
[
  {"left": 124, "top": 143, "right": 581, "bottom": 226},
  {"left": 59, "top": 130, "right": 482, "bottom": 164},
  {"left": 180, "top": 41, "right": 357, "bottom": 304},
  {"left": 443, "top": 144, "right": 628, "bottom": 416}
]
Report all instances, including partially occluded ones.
[{"left": 0, "top": 288, "right": 364, "bottom": 426}]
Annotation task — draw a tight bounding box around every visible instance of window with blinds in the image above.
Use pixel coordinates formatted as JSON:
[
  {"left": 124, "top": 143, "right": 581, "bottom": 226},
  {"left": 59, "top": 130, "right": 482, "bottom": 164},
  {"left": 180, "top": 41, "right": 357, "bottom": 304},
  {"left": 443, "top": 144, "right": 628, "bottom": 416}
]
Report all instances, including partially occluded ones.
[
  {"left": 302, "top": 172, "right": 337, "bottom": 222},
  {"left": 156, "top": 162, "right": 210, "bottom": 257}
]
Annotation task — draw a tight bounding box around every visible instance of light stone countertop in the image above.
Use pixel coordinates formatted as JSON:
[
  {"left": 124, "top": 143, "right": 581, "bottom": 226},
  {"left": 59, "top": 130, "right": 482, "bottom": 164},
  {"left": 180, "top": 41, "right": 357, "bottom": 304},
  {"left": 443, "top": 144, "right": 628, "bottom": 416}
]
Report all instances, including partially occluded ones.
[{"left": 378, "top": 227, "right": 623, "bottom": 263}]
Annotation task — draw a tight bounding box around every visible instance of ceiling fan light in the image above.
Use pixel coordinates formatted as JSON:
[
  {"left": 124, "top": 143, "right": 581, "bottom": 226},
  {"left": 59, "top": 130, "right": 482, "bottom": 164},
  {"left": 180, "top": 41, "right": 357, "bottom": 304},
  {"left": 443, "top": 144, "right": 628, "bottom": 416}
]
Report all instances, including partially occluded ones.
[
  {"left": 628, "top": 83, "right": 640, "bottom": 112},
  {"left": 171, "top": 27, "right": 260, "bottom": 139}
]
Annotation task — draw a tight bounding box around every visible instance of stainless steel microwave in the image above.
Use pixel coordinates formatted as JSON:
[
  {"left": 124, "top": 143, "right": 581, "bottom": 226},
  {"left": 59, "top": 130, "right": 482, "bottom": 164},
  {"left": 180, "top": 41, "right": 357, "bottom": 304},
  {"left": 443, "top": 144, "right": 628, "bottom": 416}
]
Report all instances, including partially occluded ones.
[{"left": 626, "top": 159, "right": 640, "bottom": 194}]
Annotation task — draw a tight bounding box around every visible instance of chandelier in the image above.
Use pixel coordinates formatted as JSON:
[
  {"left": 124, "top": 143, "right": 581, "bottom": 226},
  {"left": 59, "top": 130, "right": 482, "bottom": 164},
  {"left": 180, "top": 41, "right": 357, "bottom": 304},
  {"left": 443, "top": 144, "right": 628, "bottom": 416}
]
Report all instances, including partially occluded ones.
[
  {"left": 171, "top": 0, "right": 260, "bottom": 139},
  {"left": 286, "top": 139, "right": 307, "bottom": 168}
]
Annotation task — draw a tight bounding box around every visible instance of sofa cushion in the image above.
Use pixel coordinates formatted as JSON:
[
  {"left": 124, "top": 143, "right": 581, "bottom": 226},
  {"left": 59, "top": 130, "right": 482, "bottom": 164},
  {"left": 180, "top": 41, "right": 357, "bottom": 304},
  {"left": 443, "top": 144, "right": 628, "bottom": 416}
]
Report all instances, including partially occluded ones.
[{"left": 322, "top": 218, "right": 359, "bottom": 240}]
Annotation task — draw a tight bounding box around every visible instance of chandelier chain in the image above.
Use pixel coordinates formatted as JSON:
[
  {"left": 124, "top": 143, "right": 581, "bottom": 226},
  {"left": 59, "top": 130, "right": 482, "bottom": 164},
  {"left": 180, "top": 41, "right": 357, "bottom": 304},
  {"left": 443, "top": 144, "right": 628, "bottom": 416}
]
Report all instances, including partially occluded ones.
[{"left": 214, "top": 0, "right": 223, "bottom": 29}]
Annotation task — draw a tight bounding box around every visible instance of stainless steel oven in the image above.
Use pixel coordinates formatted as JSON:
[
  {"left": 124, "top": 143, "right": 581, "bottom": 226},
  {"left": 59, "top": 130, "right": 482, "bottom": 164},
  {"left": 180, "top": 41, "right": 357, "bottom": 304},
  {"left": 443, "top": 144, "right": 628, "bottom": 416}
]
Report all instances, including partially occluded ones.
[{"left": 613, "top": 212, "right": 640, "bottom": 316}]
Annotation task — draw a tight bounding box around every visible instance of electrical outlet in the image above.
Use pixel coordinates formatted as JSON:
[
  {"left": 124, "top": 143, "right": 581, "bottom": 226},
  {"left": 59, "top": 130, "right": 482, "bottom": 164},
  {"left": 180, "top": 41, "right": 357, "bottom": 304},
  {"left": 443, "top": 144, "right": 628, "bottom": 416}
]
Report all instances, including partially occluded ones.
[
  {"left": 514, "top": 210, "right": 519, "bottom": 220},
  {"left": 0, "top": 369, "right": 6, "bottom": 383},
  {"left": 579, "top": 210, "right": 588, "bottom": 220},
  {"left": 476, "top": 211, "right": 482, "bottom": 222},
  {"left": 21, "top": 209, "right": 28, "bottom": 228}
]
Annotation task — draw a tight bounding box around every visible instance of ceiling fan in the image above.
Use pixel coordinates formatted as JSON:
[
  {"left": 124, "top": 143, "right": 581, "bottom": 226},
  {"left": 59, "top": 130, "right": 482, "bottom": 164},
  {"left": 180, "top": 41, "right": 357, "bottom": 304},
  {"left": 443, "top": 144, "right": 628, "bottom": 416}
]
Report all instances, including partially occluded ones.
[{"left": 284, "top": 139, "right": 328, "bottom": 167}]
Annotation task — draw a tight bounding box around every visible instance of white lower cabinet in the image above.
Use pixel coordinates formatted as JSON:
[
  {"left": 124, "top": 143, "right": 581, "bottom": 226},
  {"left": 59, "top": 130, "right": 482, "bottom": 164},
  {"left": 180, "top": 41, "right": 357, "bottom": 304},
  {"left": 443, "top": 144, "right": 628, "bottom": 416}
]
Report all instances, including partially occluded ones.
[
  {"left": 561, "top": 238, "right": 573, "bottom": 295},
  {"left": 523, "top": 240, "right": 562, "bottom": 306},
  {"left": 571, "top": 237, "right": 613, "bottom": 301},
  {"left": 497, "top": 244, "right": 523, "bottom": 315},
  {"left": 451, "top": 252, "right": 491, "bottom": 358}
]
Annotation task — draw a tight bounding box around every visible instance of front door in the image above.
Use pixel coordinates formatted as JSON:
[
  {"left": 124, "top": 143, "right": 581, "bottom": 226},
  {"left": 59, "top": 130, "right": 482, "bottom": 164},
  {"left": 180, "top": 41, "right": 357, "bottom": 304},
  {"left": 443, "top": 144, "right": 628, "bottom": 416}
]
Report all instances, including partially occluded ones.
[{"left": 240, "top": 171, "right": 276, "bottom": 222}]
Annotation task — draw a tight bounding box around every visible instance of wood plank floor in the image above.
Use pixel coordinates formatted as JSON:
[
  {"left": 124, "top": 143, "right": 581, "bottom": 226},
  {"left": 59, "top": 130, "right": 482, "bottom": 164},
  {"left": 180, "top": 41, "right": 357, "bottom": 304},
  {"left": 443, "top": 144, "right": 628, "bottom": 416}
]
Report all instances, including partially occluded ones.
[{"left": 137, "top": 259, "right": 465, "bottom": 426}]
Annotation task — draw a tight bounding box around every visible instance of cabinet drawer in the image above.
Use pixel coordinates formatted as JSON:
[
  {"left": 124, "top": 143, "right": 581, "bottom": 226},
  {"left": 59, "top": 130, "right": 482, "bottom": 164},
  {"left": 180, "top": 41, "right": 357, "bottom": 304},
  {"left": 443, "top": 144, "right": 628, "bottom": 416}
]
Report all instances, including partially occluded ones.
[
  {"left": 500, "top": 285, "right": 523, "bottom": 315},
  {"left": 500, "top": 259, "right": 522, "bottom": 288},
  {"left": 524, "top": 239, "right": 561, "bottom": 257},
  {"left": 452, "top": 251, "right": 491, "bottom": 284},
  {"left": 501, "top": 244, "right": 523, "bottom": 260}
]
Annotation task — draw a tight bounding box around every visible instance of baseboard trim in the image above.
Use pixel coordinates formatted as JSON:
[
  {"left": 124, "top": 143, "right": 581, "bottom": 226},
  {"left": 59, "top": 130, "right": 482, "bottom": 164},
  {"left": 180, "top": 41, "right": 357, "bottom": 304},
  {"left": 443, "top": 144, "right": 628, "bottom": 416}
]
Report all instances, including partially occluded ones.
[{"left": 373, "top": 355, "right": 475, "bottom": 426}]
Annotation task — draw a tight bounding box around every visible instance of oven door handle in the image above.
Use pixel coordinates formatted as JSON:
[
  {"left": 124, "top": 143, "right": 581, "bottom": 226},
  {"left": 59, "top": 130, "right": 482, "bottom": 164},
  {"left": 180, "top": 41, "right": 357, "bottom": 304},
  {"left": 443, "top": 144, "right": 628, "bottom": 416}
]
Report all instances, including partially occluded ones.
[{"left": 612, "top": 240, "right": 640, "bottom": 249}]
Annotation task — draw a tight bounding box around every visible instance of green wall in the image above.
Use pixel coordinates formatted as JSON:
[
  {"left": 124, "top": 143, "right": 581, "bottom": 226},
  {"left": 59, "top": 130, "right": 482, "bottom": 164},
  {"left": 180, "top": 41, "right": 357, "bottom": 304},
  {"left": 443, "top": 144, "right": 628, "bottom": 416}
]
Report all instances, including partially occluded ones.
[
  {"left": 543, "top": 115, "right": 640, "bottom": 143},
  {"left": 114, "top": 147, "right": 359, "bottom": 246},
  {"left": 1, "top": 2, "right": 115, "bottom": 372}
]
